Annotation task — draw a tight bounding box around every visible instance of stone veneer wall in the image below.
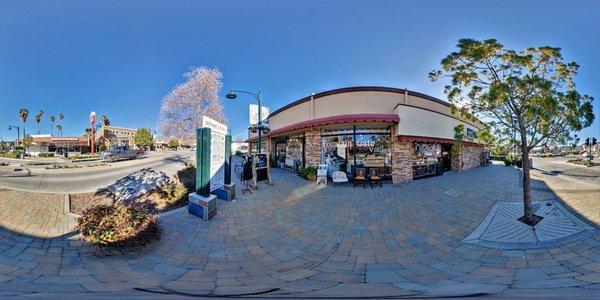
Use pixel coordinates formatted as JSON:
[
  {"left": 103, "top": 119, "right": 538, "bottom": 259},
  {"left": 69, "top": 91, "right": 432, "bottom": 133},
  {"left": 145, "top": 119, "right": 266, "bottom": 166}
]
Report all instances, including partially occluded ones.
[
  {"left": 451, "top": 144, "right": 483, "bottom": 171},
  {"left": 391, "top": 140, "right": 413, "bottom": 183},
  {"left": 304, "top": 129, "right": 321, "bottom": 167}
]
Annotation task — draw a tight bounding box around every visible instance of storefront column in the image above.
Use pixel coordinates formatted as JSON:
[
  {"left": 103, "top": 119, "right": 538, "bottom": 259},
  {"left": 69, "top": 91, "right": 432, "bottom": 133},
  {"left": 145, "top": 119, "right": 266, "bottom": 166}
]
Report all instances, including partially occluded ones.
[
  {"left": 452, "top": 144, "right": 484, "bottom": 171},
  {"left": 304, "top": 129, "right": 321, "bottom": 167},
  {"left": 391, "top": 139, "right": 413, "bottom": 183}
]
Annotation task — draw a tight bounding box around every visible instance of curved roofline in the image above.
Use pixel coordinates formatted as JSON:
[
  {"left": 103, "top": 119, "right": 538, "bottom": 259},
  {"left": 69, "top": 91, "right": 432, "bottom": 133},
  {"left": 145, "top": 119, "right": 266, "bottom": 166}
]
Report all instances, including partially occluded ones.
[{"left": 268, "top": 86, "right": 450, "bottom": 119}]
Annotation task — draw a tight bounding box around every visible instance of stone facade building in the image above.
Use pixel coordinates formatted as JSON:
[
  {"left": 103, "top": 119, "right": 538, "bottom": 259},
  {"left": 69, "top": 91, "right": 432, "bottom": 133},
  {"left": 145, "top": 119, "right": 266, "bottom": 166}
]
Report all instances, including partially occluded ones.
[{"left": 247, "top": 86, "right": 486, "bottom": 183}]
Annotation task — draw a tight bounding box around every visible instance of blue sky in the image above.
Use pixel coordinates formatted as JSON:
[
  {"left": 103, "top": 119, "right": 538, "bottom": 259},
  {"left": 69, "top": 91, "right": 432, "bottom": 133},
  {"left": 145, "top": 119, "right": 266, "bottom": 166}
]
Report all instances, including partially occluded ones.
[{"left": 1, "top": 0, "right": 598, "bottom": 142}]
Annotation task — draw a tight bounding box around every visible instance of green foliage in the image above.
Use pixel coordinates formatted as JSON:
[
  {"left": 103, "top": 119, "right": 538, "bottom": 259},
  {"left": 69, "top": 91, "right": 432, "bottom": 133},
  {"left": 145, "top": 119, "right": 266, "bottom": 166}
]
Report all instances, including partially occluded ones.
[
  {"left": 168, "top": 138, "right": 180, "bottom": 149},
  {"left": 431, "top": 38, "right": 594, "bottom": 152},
  {"left": 78, "top": 204, "right": 159, "bottom": 247},
  {"left": 476, "top": 127, "right": 496, "bottom": 147},
  {"left": 19, "top": 108, "right": 29, "bottom": 125},
  {"left": 452, "top": 124, "right": 465, "bottom": 154},
  {"left": 0, "top": 141, "right": 9, "bottom": 152},
  {"left": 101, "top": 115, "right": 110, "bottom": 126},
  {"left": 21, "top": 134, "right": 34, "bottom": 148},
  {"left": 454, "top": 124, "right": 465, "bottom": 141},
  {"left": 299, "top": 166, "right": 317, "bottom": 180},
  {"left": 134, "top": 127, "right": 154, "bottom": 148},
  {"left": 0, "top": 150, "right": 23, "bottom": 159},
  {"left": 38, "top": 152, "right": 55, "bottom": 157}
]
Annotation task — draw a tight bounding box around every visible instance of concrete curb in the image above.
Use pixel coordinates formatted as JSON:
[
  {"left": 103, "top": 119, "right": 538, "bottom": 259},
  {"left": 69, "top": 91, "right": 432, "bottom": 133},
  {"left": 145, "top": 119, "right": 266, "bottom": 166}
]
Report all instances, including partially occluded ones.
[{"left": 64, "top": 193, "right": 82, "bottom": 218}]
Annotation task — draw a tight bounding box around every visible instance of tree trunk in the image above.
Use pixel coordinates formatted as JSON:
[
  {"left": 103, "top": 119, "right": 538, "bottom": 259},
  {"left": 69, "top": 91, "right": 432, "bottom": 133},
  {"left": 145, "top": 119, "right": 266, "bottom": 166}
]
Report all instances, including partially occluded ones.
[{"left": 520, "top": 131, "right": 533, "bottom": 220}]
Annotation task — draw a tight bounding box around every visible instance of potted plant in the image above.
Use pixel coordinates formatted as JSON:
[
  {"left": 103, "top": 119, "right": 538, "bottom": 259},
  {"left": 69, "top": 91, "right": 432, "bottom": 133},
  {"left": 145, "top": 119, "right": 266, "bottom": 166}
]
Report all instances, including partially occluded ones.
[{"left": 305, "top": 166, "right": 317, "bottom": 181}]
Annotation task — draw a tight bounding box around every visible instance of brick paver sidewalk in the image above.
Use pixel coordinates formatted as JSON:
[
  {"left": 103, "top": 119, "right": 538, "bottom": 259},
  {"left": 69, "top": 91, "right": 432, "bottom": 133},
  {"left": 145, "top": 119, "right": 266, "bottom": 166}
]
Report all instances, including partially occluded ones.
[{"left": 0, "top": 164, "right": 598, "bottom": 298}]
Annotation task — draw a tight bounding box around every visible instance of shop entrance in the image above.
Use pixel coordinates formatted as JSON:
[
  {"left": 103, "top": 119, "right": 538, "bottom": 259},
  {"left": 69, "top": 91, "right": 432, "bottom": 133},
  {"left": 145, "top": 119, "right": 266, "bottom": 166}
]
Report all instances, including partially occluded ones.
[{"left": 442, "top": 144, "right": 452, "bottom": 171}]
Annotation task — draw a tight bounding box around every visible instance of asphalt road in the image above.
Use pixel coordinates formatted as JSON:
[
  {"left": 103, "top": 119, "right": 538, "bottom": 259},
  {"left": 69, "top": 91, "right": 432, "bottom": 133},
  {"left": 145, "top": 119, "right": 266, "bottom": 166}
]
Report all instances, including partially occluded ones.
[
  {"left": 0, "top": 151, "right": 195, "bottom": 193},
  {"left": 532, "top": 156, "right": 600, "bottom": 188}
]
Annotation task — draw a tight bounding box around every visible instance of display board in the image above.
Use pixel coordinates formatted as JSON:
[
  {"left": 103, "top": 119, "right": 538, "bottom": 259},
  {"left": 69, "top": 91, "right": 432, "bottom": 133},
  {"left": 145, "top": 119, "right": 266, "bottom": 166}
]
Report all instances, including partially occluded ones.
[{"left": 201, "top": 116, "right": 228, "bottom": 192}]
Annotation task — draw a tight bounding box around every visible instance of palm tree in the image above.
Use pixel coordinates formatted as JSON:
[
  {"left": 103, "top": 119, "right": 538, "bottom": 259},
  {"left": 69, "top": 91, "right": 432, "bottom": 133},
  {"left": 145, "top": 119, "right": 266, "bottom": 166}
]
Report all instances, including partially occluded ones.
[
  {"left": 49, "top": 115, "right": 55, "bottom": 136},
  {"left": 101, "top": 115, "right": 110, "bottom": 126},
  {"left": 58, "top": 113, "right": 64, "bottom": 137},
  {"left": 19, "top": 108, "right": 29, "bottom": 135},
  {"left": 34, "top": 110, "right": 44, "bottom": 134},
  {"left": 56, "top": 125, "right": 62, "bottom": 137}
]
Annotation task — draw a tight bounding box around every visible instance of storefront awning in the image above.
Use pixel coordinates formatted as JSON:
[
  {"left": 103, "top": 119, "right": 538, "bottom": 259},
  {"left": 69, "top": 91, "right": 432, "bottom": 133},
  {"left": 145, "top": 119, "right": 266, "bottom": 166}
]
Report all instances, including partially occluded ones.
[{"left": 246, "top": 114, "right": 399, "bottom": 142}]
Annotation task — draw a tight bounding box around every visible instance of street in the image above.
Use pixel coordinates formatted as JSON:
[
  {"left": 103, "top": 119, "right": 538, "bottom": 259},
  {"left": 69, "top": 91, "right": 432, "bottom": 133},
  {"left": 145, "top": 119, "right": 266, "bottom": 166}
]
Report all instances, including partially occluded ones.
[
  {"left": 0, "top": 151, "right": 194, "bottom": 193},
  {"left": 532, "top": 156, "right": 600, "bottom": 188}
]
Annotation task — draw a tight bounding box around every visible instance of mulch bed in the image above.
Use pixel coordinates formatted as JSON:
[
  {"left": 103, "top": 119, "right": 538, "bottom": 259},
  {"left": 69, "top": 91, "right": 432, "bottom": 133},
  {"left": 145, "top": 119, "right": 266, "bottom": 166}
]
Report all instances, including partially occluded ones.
[{"left": 70, "top": 191, "right": 115, "bottom": 215}]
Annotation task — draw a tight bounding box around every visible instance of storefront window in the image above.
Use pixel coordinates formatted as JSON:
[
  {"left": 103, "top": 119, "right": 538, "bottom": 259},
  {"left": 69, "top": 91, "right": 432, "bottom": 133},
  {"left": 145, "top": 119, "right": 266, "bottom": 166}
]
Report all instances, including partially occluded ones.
[
  {"left": 412, "top": 142, "right": 441, "bottom": 164},
  {"left": 322, "top": 135, "right": 353, "bottom": 173},
  {"left": 412, "top": 142, "right": 442, "bottom": 178},
  {"left": 353, "top": 133, "right": 391, "bottom": 168},
  {"left": 321, "top": 127, "right": 391, "bottom": 176},
  {"left": 285, "top": 135, "right": 304, "bottom": 170}
]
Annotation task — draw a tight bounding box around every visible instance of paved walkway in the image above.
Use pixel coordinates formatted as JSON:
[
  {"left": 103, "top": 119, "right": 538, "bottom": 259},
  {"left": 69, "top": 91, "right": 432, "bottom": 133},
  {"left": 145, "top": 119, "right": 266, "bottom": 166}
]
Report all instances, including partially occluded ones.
[
  {"left": 0, "top": 189, "right": 77, "bottom": 239},
  {"left": 0, "top": 164, "right": 598, "bottom": 298}
]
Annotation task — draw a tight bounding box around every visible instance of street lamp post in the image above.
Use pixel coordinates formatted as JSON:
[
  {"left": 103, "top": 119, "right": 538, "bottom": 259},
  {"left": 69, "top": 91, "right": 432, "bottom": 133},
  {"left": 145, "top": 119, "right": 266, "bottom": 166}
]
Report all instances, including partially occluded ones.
[
  {"left": 8, "top": 125, "right": 21, "bottom": 158},
  {"left": 226, "top": 90, "right": 269, "bottom": 153},
  {"left": 8, "top": 125, "right": 20, "bottom": 149}
]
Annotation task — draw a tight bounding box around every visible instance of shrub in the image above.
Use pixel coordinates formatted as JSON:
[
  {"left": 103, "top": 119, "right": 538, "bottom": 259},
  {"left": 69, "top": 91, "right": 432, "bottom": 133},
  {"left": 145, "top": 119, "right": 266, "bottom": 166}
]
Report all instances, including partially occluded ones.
[
  {"left": 0, "top": 150, "right": 23, "bottom": 159},
  {"left": 299, "top": 166, "right": 317, "bottom": 179},
  {"left": 38, "top": 152, "right": 55, "bottom": 157},
  {"left": 78, "top": 204, "right": 159, "bottom": 248},
  {"left": 159, "top": 181, "right": 190, "bottom": 206},
  {"left": 503, "top": 156, "right": 513, "bottom": 166}
]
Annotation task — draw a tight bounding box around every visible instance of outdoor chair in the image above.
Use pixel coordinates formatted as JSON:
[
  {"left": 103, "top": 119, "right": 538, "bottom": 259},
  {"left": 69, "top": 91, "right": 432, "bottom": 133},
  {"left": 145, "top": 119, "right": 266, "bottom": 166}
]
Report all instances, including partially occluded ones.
[
  {"left": 316, "top": 164, "right": 327, "bottom": 185},
  {"left": 354, "top": 168, "right": 367, "bottom": 188},
  {"left": 369, "top": 168, "right": 382, "bottom": 188},
  {"left": 331, "top": 171, "right": 348, "bottom": 187}
]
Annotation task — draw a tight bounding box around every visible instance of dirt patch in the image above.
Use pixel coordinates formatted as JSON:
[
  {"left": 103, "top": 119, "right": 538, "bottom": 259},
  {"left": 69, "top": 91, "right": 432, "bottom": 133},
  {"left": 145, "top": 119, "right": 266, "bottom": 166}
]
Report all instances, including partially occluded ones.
[{"left": 70, "top": 190, "right": 115, "bottom": 215}]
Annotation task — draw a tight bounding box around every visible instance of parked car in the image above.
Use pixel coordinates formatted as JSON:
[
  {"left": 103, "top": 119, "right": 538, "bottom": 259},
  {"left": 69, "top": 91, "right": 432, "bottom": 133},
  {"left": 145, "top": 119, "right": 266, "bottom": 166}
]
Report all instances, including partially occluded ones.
[
  {"left": 102, "top": 146, "right": 145, "bottom": 162},
  {"left": 580, "top": 152, "right": 594, "bottom": 159}
]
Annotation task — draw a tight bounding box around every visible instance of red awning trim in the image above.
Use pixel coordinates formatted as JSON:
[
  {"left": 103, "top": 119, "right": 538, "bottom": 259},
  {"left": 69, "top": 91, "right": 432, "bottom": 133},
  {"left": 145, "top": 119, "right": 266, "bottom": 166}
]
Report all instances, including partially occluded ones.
[
  {"left": 245, "top": 113, "right": 399, "bottom": 142},
  {"left": 398, "top": 135, "right": 484, "bottom": 147}
]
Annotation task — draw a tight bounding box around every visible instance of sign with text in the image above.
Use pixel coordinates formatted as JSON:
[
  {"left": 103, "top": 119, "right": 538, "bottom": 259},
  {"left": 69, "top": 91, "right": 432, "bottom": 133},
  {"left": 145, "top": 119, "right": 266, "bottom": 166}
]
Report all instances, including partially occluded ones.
[
  {"left": 201, "top": 116, "right": 228, "bottom": 192},
  {"left": 249, "top": 104, "right": 269, "bottom": 125}
]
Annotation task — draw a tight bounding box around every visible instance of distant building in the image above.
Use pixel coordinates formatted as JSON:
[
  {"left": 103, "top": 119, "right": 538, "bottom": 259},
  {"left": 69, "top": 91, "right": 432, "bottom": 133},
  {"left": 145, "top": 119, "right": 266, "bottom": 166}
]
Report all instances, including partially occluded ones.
[
  {"left": 153, "top": 137, "right": 169, "bottom": 150},
  {"left": 28, "top": 134, "right": 90, "bottom": 156},
  {"left": 99, "top": 125, "right": 137, "bottom": 148},
  {"left": 232, "top": 141, "right": 248, "bottom": 154}
]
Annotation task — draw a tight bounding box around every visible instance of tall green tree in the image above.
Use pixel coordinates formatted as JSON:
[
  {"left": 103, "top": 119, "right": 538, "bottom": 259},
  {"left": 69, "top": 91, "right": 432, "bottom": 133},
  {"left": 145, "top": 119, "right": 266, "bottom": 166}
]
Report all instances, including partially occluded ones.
[
  {"left": 19, "top": 108, "right": 29, "bottom": 135},
  {"left": 430, "top": 38, "right": 594, "bottom": 223},
  {"left": 34, "top": 110, "right": 44, "bottom": 134},
  {"left": 58, "top": 113, "right": 64, "bottom": 136},
  {"left": 49, "top": 115, "right": 55, "bottom": 136},
  {"left": 134, "top": 127, "right": 154, "bottom": 148}
]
